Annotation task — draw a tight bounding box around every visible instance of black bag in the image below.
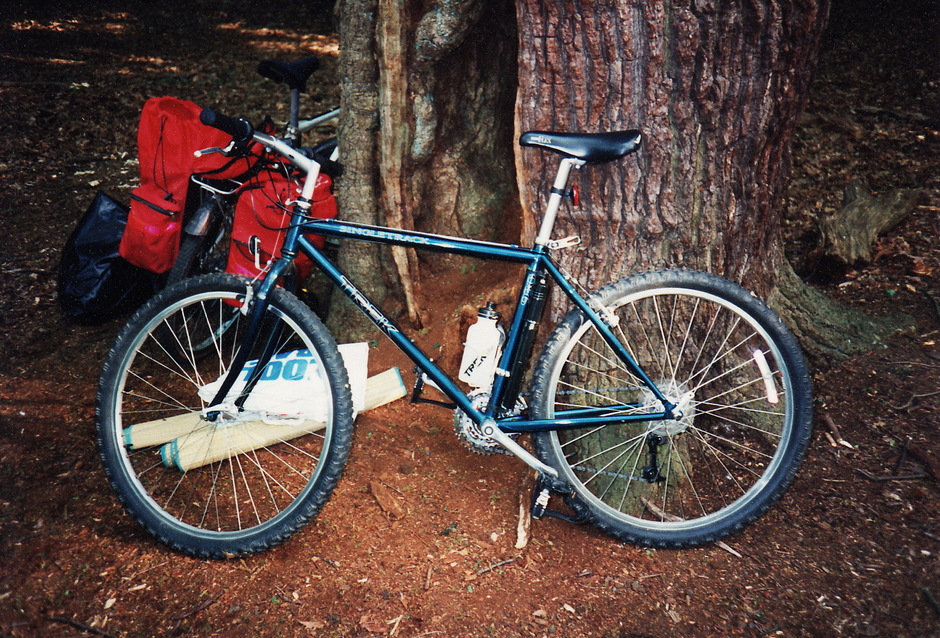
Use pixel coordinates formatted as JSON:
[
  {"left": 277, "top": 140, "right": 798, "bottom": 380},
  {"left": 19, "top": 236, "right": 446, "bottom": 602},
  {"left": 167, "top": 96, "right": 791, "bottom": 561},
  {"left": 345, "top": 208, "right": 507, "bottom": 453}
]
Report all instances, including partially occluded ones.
[{"left": 58, "top": 191, "right": 160, "bottom": 324}]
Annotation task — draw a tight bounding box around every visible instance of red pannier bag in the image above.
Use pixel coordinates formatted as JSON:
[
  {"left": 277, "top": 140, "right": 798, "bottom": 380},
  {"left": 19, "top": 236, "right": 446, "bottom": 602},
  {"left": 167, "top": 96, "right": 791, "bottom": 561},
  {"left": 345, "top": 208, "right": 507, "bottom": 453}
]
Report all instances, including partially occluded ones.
[
  {"left": 226, "top": 166, "right": 337, "bottom": 282},
  {"left": 120, "top": 97, "right": 262, "bottom": 273}
]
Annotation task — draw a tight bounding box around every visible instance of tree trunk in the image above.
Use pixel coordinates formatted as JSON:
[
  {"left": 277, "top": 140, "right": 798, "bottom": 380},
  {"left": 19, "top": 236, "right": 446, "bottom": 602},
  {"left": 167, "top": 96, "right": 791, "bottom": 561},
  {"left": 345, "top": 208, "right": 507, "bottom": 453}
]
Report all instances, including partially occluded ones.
[
  {"left": 334, "top": 0, "right": 518, "bottom": 334},
  {"left": 330, "top": 0, "right": 389, "bottom": 340},
  {"left": 336, "top": 0, "right": 904, "bottom": 363},
  {"left": 514, "top": 0, "right": 829, "bottom": 299}
]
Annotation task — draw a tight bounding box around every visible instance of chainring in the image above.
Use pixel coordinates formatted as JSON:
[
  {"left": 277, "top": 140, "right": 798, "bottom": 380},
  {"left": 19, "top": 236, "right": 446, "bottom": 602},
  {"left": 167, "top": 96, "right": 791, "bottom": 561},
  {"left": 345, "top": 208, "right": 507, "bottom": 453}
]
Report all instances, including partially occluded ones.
[{"left": 453, "top": 389, "right": 525, "bottom": 455}]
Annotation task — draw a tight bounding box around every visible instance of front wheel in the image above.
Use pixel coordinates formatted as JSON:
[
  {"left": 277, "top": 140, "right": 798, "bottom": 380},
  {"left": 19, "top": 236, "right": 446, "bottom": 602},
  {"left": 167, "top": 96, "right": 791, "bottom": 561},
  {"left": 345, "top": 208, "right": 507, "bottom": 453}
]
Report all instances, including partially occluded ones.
[
  {"left": 530, "top": 270, "right": 812, "bottom": 548},
  {"left": 96, "top": 274, "right": 354, "bottom": 558},
  {"left": 166, "top": 210, "right": 232, "bottom": 287}
]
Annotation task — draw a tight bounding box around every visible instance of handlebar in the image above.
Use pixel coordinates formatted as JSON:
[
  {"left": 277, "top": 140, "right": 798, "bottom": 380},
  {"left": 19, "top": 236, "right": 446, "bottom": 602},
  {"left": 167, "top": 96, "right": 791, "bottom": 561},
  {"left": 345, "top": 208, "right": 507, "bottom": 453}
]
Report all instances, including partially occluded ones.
[
  {"left": 199, "top": 106, "right": 345, "bottom": 186},
  {"left": 200, "top": 108, "right": 255, "bottom": 150}
]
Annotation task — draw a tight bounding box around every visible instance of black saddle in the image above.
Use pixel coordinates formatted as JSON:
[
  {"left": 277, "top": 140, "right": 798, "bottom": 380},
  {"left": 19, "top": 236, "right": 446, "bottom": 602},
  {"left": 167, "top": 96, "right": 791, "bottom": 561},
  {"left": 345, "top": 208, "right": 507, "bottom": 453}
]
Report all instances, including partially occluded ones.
[
  {"left": 519, "top": 130, "right": 642, "bottom": 163},
  {"left": 257, "top": 57, "right": 320, "bottom": 92}
]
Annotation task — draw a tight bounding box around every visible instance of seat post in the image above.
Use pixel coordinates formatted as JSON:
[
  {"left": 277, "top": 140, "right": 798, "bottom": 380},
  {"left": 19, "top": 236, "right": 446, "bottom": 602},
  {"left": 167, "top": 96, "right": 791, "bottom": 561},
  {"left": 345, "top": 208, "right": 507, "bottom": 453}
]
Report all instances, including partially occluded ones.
[
  {"left": 534, "top": 157, "right": 584, "bottom": 246},
  {"left": 286, "top": 88, "right": 301, "bottom": 145}
]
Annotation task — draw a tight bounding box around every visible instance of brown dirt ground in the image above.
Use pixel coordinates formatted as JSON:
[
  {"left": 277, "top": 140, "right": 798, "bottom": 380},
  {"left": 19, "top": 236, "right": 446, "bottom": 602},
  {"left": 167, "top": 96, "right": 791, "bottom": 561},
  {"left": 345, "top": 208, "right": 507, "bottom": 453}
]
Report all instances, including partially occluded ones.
[{"left": 1, "top": 1, "right": 938, "bottom": 636}]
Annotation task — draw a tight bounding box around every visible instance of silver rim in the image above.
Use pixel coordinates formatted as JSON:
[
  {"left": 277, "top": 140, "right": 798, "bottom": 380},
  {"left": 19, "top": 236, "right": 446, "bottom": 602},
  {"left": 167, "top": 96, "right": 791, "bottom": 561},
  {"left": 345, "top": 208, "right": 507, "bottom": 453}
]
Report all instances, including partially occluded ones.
[
  {"left": 108, "top": 288, "right": 335, "bottom": 539},
  {"left": 546, "top": 286, "right": 795, "bottom": 532}
]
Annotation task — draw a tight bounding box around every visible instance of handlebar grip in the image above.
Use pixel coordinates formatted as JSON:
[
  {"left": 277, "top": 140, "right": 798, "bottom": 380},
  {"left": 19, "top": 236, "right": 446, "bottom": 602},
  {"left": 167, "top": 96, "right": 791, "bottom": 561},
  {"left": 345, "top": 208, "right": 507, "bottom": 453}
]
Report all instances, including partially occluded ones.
[{"left": 200, "top": 108, "right": 254, "bottom": 147}]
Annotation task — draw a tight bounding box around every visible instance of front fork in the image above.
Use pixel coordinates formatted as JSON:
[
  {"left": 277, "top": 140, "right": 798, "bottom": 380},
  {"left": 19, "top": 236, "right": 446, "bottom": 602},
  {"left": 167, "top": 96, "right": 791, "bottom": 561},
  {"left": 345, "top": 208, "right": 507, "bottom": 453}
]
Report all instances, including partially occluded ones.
[{"left": 204, "top": 256, "right": 292, "bottom": 421}]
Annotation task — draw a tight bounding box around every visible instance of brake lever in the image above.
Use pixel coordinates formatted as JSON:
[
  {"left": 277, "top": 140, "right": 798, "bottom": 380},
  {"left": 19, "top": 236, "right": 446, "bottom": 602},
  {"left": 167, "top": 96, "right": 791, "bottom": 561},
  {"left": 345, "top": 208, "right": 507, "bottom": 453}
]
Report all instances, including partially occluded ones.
[{"left": 194, "top": 140, "right": 237, "bottom": 158}]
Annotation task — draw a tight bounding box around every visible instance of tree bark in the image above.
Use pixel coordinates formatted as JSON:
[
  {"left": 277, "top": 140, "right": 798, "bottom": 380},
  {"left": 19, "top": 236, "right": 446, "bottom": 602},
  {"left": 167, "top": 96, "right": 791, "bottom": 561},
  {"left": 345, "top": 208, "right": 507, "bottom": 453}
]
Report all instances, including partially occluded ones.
[
  {"left": 336, "top": 0, "right": 905, "bottom": 364},
  {"left": 330, "top": 0, "right": 389, "bottom": 341},
  {"left": 335, "top": 0, "right": 518, "bottom": 333},
  {"left": 514, "top": 0, "right": 829, "bottom": 298},
  {"left": 512, "top": 0, "right": 907, "bottom": 363}
]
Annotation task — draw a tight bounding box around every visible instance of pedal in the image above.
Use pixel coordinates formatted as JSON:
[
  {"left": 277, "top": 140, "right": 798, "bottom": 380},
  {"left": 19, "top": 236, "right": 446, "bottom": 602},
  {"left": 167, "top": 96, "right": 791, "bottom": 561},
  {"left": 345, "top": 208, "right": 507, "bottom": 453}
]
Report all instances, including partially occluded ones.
[
  {"left": 531, "top": 487, "right": 551, "bottom": 520},
  {"left": 530, "top": 475, "right": 588, "bottom": 525}
]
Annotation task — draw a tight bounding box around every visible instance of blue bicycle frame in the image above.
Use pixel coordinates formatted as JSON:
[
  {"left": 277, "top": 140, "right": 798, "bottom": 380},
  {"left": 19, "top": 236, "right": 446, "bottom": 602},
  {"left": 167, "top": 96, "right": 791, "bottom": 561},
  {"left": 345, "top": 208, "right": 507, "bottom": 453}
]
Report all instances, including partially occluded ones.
[{"left": 288, "top": 218, "right": 675, "bottom": 427}]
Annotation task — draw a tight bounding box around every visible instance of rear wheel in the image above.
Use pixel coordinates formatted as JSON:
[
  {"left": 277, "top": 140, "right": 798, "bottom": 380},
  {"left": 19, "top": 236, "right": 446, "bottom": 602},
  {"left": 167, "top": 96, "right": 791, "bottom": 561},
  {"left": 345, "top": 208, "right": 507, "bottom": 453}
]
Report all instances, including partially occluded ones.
[
  {"left": 530, "top": 270, "right": 812, "bottom": 548},
  {"left": 96, "top": 274, "right": 354, "bottom": 558}
]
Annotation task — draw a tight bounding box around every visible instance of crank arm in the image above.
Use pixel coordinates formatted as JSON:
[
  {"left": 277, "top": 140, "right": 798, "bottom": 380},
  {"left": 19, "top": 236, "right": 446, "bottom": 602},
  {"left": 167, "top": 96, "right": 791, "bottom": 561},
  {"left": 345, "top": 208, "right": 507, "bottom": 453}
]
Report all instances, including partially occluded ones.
[{"left": 481, "top": 419, "right": 558, "bottom": 478}]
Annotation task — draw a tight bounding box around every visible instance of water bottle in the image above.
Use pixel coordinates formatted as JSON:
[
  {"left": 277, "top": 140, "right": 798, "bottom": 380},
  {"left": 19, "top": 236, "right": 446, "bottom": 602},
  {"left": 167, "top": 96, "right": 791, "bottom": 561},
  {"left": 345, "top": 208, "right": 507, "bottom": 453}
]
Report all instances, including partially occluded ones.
[{"left": 458, "top": 302, "right": 505, "bottom": 387}]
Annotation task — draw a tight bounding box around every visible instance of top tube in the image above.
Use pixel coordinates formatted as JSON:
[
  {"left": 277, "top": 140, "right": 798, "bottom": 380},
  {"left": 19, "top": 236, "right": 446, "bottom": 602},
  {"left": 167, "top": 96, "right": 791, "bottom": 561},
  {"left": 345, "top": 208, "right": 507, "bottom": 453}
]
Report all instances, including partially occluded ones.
[{"left": 298, "top": 108, "right": 339, "bottom": 134}]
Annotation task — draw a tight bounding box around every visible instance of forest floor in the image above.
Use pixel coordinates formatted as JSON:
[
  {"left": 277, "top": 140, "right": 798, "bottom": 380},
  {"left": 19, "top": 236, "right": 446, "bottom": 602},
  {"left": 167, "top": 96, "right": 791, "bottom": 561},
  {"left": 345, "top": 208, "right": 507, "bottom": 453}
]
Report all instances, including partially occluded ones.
[{"left": 0, "top": 1, "right": 938, "bottom": 636}]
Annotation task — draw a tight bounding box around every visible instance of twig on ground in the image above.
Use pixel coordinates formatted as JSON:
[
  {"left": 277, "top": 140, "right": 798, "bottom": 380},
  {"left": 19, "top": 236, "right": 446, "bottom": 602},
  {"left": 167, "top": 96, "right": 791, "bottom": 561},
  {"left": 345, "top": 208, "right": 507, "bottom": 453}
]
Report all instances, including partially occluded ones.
[
  {"left": 516, "top": 482, "right": 532, "bottom": 549},
  {"left": 715, "top": 541, "right": 743, "bottom": 558},
  {"left": 476, "top": 557, "right": 517, "bottom": 576},
  {"left": 314, "top": 555, "right": 339, "bottom": 568},
  {"left": 170, "top": 592, "right": 221, "bottom": 621},
  {"left": 48, "top": 616, "right": 117, "bottom": 638},
  {"left": 887, "top": 360, "right": 940, "bottom": 369},
  {"left": 891, "top": 388, "right": 940, "bottom": 411},
  {"left": 856, "top": 468, "right": 925, "bottom": 482},
  {"left": 857, "top": 438, "right": 938, "bottom": 483},
  {"left": 821, "top": 414, "right": 853, "bottom": 448}
]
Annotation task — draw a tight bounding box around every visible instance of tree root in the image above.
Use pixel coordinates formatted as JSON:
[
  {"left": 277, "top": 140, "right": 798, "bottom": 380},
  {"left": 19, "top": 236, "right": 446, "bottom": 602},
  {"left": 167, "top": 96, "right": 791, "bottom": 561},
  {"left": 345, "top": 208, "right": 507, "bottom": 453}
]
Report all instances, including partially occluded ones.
[
  {"left": 768, "top": 260, "right": 912, "bottom": 368},
  {"left": 819, "top": 180, "right": 924, "bottom": 264}
]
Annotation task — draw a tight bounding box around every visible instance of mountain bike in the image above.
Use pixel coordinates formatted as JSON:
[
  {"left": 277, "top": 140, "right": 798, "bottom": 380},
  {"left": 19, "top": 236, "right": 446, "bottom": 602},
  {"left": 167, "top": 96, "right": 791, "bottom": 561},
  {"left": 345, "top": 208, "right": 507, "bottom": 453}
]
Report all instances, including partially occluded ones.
[{"left": 96, "top": 108, "right": 814, "bottom": 558}]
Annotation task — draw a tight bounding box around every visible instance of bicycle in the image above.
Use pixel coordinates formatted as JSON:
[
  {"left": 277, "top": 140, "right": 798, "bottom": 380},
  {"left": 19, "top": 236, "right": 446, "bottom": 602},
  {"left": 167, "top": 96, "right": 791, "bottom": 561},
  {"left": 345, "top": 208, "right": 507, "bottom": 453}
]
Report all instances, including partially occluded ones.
[
  {"left": 167, "top": 56, "right": 340, "bottom": 288},
  {"left": 96, "top": 108, "right": 814, "bottom": 558}
]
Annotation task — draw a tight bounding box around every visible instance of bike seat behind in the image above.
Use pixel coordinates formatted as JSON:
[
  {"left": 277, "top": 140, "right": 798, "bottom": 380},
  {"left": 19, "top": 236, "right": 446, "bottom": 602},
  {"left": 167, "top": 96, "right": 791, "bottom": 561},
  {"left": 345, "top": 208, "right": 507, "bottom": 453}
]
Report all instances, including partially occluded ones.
[
  {"left": 519, "top": 130, "right": 642, "bottom": 163},
  {"left": 257, "top": 57, "right": 320, "bottom": 92}
]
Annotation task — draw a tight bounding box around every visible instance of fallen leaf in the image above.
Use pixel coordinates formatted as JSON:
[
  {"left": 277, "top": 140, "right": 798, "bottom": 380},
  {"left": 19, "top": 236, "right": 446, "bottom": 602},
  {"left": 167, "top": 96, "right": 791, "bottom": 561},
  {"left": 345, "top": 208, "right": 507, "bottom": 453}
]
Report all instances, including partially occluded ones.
[
  {"left": 370, "top": 480, "right": 405, "bottom": 519},
  {"left": 299, "top": 619, "right": 326, "bottom": 632},
  {"left": 911, "top": 256, "right": 932, "bottom": 276}
]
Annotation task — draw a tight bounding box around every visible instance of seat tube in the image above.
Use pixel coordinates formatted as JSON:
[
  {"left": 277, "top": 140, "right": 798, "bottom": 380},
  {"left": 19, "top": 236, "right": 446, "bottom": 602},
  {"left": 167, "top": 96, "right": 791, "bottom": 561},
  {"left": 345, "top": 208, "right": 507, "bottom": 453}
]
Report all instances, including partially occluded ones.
[{"left": 534, "top": 157, "right": 584, "bottom": 246}]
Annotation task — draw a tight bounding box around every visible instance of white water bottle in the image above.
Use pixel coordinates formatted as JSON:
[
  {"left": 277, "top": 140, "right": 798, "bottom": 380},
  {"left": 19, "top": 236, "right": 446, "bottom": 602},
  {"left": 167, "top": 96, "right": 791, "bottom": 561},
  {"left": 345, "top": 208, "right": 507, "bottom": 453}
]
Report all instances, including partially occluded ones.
[{"left": 459, "top": 302, "right": 505, "bottom": 388}]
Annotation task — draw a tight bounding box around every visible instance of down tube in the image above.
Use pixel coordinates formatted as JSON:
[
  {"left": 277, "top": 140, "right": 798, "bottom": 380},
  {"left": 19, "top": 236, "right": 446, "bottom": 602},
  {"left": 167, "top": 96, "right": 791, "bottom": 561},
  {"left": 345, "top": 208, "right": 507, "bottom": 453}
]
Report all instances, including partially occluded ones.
[{"left": 296, "top": 235, "right": 481, "bottom": 419}]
